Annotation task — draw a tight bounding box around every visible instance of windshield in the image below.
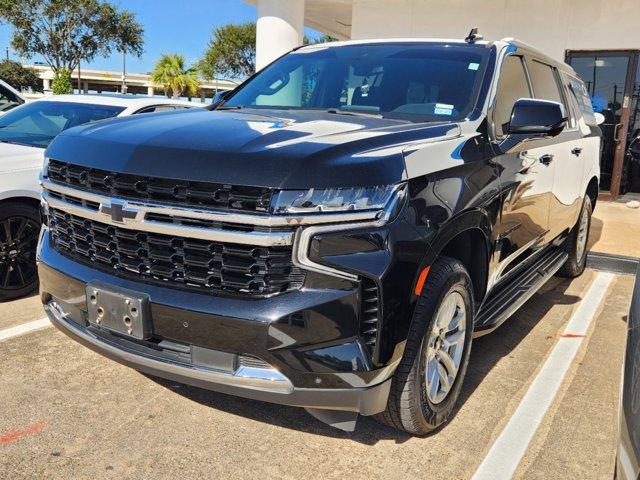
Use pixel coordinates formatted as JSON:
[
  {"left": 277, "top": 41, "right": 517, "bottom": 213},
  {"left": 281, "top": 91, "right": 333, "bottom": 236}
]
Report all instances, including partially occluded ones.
[
  {"left": 224, "top": 42, "right": 489, "bottom": 122},
  {"left": 0, "top": 101, "right": 125, "bottom": 148}
]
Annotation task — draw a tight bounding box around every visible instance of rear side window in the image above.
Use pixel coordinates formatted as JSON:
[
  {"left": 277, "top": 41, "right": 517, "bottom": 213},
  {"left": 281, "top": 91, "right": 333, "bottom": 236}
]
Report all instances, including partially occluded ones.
[
  {"left": 528, "top": 60, "right": 564, "bottom": 106},
  {"left": 493, "top": 56, "right": 532, "bottom": 137},
  {"left": 569, "top": 78, "right": 598, "bottom": 126}
]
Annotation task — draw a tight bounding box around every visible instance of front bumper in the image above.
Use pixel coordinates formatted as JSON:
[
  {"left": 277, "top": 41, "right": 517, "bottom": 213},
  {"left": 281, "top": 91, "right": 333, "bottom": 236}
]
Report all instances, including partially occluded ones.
[{"left": 38, "top": 232, "right": 393, "bottom": 415}]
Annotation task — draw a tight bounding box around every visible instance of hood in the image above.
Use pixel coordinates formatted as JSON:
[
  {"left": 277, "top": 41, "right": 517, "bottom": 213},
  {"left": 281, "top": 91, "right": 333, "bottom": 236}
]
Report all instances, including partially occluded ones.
[
  {"left": 0, "top": 141, "right": 44, "bottom": 174},
  {"left": 46, "top": 108, "right": 458, "bottom": 189}
]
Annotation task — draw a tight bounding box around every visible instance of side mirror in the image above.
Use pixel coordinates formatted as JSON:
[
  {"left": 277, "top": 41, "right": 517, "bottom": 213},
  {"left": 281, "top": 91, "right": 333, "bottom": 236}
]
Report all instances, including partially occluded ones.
[
  {"left": 211, "top": 89, "right": 234, "bottom": 108},
  {"left": 594, "top": 112, "right": 605, "bottom": 126},
  {"left": 508, "top": 98, "right": 568, "bottom": 137}
]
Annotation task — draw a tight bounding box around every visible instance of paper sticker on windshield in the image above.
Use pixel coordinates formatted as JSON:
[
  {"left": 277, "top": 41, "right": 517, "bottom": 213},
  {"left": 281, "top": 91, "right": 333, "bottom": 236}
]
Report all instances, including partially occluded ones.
[
  {"left": 434, "top": 103, "right": 454, "bottom": 116},
  {"left": 468, "top": 62, "right": 480, "bottom": 70}
]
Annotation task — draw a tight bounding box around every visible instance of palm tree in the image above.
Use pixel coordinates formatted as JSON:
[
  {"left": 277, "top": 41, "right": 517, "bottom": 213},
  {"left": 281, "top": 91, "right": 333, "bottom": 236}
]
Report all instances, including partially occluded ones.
[{"left": 151, "top": 53, "right": 200, "bottom": 99}]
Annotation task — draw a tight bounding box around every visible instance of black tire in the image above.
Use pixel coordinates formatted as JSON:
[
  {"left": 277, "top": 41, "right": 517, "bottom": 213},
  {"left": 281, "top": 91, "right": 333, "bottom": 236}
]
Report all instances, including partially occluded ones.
[
  {"left": 557, "top": 194, "right": 592, "bottom": 278},
  {"left": 374, "top": 256, "right": 474, "bottom": 435},
  {"left": 0, "top": 202, "right": 41, "bottom": 301}
]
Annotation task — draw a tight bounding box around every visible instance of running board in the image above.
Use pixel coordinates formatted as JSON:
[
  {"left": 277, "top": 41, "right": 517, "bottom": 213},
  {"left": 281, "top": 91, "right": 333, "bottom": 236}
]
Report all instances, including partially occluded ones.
[{"left": 473, "top": 248, "right": 568, "bottom": 337}]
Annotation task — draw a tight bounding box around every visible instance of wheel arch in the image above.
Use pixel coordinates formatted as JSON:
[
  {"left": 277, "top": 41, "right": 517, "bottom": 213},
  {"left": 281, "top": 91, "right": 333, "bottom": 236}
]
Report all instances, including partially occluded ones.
[
  {"left": 0, "top": 196, "right": 41, "bottom": 210},
  {"left": 417, "top": 209, "right": 493, "bottom": 305},
  {"left": 585, "top": 176, "right": 598, "bottom": 210}
]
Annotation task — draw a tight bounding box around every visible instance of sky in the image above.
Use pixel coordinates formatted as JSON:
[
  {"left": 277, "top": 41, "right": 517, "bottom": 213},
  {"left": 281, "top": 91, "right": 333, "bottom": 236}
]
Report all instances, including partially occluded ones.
[{"left": 0, "top": 0, "right": 320, "bottom": 77}]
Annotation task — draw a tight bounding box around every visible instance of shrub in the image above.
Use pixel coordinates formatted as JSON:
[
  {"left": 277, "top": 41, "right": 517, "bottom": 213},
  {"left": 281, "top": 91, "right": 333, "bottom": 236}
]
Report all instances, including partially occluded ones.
[{"left": 52, "top": 68, "right": 73, "bottom": 94}]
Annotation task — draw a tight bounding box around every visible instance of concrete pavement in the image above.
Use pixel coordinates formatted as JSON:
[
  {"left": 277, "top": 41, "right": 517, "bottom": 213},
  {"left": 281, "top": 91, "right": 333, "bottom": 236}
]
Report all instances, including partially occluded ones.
[{"left": 0, "top": 270, "right": 632, "bottom": 479}]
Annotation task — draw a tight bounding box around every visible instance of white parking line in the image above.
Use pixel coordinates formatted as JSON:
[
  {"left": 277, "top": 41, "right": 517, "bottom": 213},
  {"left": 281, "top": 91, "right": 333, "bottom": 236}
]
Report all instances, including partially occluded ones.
[
  {"left": 471, "top": 271, "right": 615, "bottom": 480},
  {"left": 0, "top": 318, "right": 51, "bottom": 342}
]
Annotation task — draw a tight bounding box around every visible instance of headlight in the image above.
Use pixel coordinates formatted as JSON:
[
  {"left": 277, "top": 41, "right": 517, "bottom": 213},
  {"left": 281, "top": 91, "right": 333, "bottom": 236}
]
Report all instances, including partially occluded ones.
[
  {"left": 42, "top": 156, "right": 50, "bottom": 176},
  {"left": 271, "top": 185, "right": 398, "bottom": 214}
]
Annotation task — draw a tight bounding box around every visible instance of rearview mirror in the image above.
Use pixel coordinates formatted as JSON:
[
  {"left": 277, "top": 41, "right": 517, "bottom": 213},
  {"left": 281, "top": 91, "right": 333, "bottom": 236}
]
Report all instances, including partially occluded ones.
[{"left": 508, "top": 98, "right": 567, "bottom": 137}]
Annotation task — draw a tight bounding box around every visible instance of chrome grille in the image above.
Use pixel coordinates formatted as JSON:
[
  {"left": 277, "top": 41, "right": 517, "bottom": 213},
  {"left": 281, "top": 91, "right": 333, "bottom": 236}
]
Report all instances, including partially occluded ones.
[
  {"left": 48, "top": 208, "right": 305, "bottom": 297},
  {"left": 47, "top": 159, "right": 275, "bottom": 213}
]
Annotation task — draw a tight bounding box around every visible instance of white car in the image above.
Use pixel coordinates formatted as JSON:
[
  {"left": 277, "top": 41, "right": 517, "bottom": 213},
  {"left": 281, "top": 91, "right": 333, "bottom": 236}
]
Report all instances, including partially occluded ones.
[{"left": 0, "top": 94, "right": 202, "bottom": 300}]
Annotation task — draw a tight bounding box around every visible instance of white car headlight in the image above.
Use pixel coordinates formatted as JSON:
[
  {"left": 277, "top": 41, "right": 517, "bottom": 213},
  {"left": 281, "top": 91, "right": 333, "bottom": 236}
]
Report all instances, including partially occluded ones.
[{"left": 271, "top": 185, "right": 398, "bottom": 214}]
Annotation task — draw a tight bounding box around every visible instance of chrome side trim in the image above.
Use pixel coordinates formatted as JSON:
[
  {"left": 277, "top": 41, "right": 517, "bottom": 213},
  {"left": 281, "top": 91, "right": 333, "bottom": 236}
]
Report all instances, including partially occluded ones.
[
  {"left": 42, "top": 190, "right": 294, "bottom": 247},
  {"left": 45, "top": 301, "right": 294, "bottom": 394},
  {"left": 293, "top": 186, "right": 407, "bottom": 281},
  {"left": 41, "top": 177, "right": 383, "bottom": 227}
]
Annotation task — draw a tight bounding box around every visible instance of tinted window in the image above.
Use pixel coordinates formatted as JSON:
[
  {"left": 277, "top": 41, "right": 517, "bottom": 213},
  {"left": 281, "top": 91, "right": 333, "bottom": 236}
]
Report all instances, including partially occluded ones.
[
  {"left": 559, "top": 73, "right": 580, "bottom": 129},
  {"left": 224, "top": 43, "right": 490, "bottom": 122},
  {"left": 528, "top": 60, "right": 564, "bottom": 107},
  {"left": 569, "top": 78, "right": 597, "bottom": 126},
  {"left": 0, "top": 101, "right": 125, "bottom": 148},
  {"left": 493, "top": 56, "right": 531, "bottom": 137}
]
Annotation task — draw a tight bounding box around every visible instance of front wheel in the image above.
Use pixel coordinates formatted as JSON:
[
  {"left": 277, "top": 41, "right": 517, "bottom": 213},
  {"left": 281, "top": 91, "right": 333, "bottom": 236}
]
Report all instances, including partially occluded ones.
[
  {"left": 0, "top": 202, "right": 41, "bottom": 301},
  {"left": 557, "top": 194, "right": 592, "bottom": 278},
  {"left": 374, "top": 256, "right": 474, "bottom": 435}
]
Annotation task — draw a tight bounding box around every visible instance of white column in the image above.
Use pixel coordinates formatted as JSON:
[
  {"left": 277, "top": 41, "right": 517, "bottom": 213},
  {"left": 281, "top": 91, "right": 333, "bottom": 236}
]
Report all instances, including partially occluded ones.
[
  {"left": 147, "top": 85, "right": 155, "bottom": 96},
  {"left": 255, "top": 0, "right": 305, "bottom": 71},
  {"left": 43, "top": 78, "right": 51, "bottom": 91}
]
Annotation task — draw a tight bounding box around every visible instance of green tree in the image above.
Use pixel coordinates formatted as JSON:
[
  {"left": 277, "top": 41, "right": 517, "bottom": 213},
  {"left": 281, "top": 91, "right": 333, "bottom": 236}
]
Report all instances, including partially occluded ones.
[
  {"left": 199, "top": 24, "right": 337, "bottom": 80},
  {"left": 199, "top": 23, "right": 256, "bottom": 80},
  {"left": 51, "top": 67, "right": 72, "bottom": 94},
  {"left": 0, "top": 60, "right": 41, "bottom": 92},
  {"left": 151, "top": 53, "right": 200, "bottom": 99},
  {"left": 0, "top": 0, "right": 144, "bottom": 75},
  {"left": 304, "top": 34, "right": 338, "bottom": 45}
]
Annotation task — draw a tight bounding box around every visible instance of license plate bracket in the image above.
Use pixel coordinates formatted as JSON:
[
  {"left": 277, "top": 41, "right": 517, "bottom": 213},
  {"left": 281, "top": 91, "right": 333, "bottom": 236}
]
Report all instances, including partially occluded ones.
[{"left": 86, "top": 282, "right": 152, "bottom": 340}]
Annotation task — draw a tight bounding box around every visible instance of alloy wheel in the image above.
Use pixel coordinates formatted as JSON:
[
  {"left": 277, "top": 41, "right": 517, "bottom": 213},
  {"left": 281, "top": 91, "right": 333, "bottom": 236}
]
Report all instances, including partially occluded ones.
[
  {"left": 425, "top": 290, "right": 467, "bottom": 404},
  {"left": 575, "top": 205, "right": 589, "bottom": 262},
  {"left": 0, "top": 216, "right": 40, "bottom": 291}
]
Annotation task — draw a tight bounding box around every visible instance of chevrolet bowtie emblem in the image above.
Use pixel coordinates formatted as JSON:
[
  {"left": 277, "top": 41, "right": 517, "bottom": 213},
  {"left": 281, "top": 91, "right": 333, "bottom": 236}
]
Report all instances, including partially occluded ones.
[{"left": 99, "top": 200, "right": 138, "bottom": 223}]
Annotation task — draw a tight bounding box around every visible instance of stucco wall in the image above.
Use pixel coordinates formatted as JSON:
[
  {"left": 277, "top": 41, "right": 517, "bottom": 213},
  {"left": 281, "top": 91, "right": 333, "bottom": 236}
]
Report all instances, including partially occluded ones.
[{"left": 351, "top": 0, "right": 640, "bottom": 60}]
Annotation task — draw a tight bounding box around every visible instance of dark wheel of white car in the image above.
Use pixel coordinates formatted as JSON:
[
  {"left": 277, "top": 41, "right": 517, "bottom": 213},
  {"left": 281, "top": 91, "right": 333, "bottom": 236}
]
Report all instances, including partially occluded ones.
[
  {"left": 557, "top": 194, "right": 592, "bottom": 278},
  {"left": 374, "top": 256, "right": 474, "bottom": 435},
  {"left": 0, "top": 203, "right": 41, "bottom": 301}
]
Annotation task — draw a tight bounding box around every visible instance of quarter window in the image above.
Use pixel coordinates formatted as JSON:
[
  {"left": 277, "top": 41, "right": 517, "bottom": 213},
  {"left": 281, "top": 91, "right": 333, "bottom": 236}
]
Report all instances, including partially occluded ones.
[{"left": 493, "top": 56, "right": 531, "bottom": 137}]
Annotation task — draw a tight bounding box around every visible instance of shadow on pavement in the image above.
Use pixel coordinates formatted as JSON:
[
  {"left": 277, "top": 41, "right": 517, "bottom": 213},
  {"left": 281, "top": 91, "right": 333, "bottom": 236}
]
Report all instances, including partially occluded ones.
[
  {"left": 147, "top": 276, "right": 582, "bottom": 444},
  {"left": 457, "top": 276, "right": 582, "bottom": 410},
  {"left": 148, "top": 375, "right": 411, "bottom": 445}
]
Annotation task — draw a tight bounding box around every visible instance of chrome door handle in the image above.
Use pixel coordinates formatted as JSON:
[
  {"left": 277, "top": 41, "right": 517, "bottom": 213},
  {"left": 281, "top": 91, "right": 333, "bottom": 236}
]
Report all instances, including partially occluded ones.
[
  {"left": 571, "top": 147, "right": 582, "bottom": 156},
  {"left": 539, "top": 154, "right": 554, "bottom": 165}
]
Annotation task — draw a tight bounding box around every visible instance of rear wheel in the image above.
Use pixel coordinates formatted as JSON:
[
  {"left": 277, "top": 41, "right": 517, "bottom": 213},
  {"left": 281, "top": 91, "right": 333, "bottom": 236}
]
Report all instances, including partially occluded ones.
[
  {"left": 0, "top": 202, "right": 41, "bottom": 301},
  {"left": 557, "top": 194, "right": 592, "bottom": 278},
  {"left": 374, "top": 256, "right": 474, "bottom": 435}
]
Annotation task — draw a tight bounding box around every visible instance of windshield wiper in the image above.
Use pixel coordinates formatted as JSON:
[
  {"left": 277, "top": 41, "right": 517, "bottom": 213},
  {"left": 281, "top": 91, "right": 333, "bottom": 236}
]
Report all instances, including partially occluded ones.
[
  {"left": 216, "top": 105, "right": 245, "bottom": 110},
  {"left": 326, "top": 108, "right": 383, "bottom": 119}
]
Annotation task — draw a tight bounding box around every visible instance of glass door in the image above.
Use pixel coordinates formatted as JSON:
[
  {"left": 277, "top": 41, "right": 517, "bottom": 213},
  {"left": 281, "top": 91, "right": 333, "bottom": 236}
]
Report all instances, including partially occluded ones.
[
  {"left": 624, "top": 59, "right": 640, "bottom": 193},
  {"left": 566, "top": 50, "right": 638, "bottom": 197}
]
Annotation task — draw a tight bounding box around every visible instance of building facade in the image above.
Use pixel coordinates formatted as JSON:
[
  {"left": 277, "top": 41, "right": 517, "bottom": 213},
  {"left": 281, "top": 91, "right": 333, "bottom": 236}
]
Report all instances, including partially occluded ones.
[{"left": 247, "top": 0, "right": 640, "bottom": 198}]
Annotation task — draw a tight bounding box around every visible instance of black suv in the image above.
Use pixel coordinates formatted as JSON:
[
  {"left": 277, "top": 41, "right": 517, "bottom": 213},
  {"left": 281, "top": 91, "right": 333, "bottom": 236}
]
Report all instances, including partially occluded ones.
[{"left": 38, "top": 37, "right": 601, "bottom": 434}]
